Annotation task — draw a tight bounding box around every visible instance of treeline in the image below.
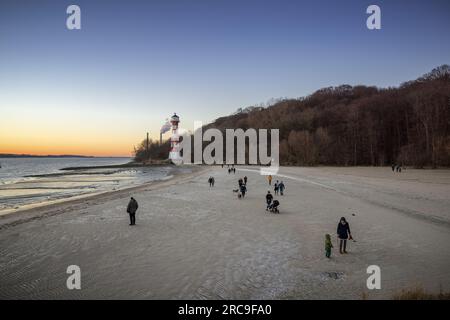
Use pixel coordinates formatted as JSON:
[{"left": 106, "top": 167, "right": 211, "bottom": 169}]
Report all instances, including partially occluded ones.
[
  {"left": 208, "top": 65, "right": 450, "bottom": 167},
  {"left": 133, "top": 138, "right": 170, "bottom": 163},
  {"left": 134, "top": 65, "right": 450, "bottom": 167}
]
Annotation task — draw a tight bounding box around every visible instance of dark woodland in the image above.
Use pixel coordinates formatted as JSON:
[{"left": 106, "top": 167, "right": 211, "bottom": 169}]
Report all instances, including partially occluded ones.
[{"left": 135, "top": 65, "right": 450, "bottom": 168}]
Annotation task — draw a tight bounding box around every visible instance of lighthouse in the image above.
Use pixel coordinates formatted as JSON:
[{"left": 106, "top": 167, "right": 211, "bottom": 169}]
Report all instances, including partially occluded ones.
[{"left": 169, "top": 113, "right": 182, "bottom": 164}]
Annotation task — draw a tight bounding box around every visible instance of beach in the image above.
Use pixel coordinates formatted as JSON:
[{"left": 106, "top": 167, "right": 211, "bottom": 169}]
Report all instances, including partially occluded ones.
[{"left": 0, "top": 166, "right": 449, "bottom": 299}]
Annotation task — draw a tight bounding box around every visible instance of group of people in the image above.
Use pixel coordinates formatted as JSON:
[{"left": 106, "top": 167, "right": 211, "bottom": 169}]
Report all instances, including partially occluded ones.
[
  {"left": 227, "top": 165, "right": 236, "bottom": 174},
  {"left": 237, "top": 176, "right": 247, "bottom": 198},
  {"left": 391, "top": 164, "right": 402, "bottom": 172},
  {"left": 126, "top": 167, "right": 354, "bottom": 260},
  {"left": 274, "top": 180, "right": 285, "bottom": 195}
]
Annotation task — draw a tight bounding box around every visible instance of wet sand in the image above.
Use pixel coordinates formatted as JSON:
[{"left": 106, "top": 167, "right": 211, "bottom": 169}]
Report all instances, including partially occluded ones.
[{"left": 0, "top": 166, "right": 449, "bottom": 299}]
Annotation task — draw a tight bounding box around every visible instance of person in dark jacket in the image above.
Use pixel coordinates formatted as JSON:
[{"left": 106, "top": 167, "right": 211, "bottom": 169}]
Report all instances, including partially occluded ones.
[
  {"left": 279, "top": 181, "right": 285, "bottom": 195},
  {"left": 265, "top": 191, "right": 273, "bottom": 211},
  {"left": 337, "top": 217, "right": 351, "bottom": 254},
  {"left": 127, "top": 197, "right": 138, "bottom": 226},
  {"left": 240, "top": 184, "right": 247, "bottom": 198},
  {"left": 244, "top": 176, "right": 248, "bottom": 185}
]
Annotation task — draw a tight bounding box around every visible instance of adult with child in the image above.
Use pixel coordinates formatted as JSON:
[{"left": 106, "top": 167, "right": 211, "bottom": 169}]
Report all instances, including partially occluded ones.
[{"left": 337, "top": 217, "right": 352, "bottom": 254}]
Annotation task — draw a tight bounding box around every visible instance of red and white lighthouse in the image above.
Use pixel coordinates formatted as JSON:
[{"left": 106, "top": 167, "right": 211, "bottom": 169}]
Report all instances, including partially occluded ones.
[{"left": 169, "top": 113, "right": 182, "bottom": 164}]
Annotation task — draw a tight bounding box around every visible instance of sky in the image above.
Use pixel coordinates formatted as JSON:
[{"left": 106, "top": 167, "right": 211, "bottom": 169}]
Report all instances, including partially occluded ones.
[{"left": 0, "top": 0, "right": 449, "bottom": 156}]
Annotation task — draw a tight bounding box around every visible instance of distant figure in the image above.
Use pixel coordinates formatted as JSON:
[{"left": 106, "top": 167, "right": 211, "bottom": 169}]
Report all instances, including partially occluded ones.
[
  {"left": 208, "top": 176, "right": 215, "bottom": 187},
  {"left": 228, "top": 168, "right": 231, "bottom": 174},
  {"left": 265, "top": 191, "right": 273, "bottom": 211},
  {"left": 269, "top": 199, "right": 280, "bottom": 213},
  {"left": 325, "top": 234, "right": 333, "bottom": 258},
  {"left": 279, "top": 181, "right": 285, "bottom": 195},
  {"left": 274, "top": 182, "right": 279, "bottom": 195},
  {"left": 126, "top": 197, "right": 139, "bottom": 226},
  {"left": 240, "top": 184, "right": 247, "bottom": 198},
  {"left": 391, "top": 164, "right": 396, "bottom": 172},
  {"left": 238, "top": 178, "right": 243, "bottom": 187},
  {"left": 337, "top": 217, "right": 352, "bottom": 254},
  {"left": 233, "top": 167, "right": 236, "bottom": 174},
  {"left": 396, "top": 164, "right": 402, "bottom": 173},
  {"left": 244, "top": 176, "right": 248, "bottom": 185},
  {"left": 267, "top": 175, "right": 272, "bottom": 186}
]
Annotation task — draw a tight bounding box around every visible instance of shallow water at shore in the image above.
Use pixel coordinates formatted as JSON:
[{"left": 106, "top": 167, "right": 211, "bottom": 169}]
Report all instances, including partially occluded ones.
[{"left": 0, "top": 157, "right": 174, "bottom": 214}]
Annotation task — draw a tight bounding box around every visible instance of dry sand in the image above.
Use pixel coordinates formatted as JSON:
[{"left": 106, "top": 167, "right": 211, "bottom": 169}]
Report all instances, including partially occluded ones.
[{"left": 0, "top": 166, "right": 449, "bottom": 299}]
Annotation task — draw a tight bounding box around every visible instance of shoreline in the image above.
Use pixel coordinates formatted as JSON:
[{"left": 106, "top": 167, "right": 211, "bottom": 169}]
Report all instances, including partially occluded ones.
[
  {"left": 0, "top": 165, "right": 209, "bottom": 230},
  {"left": 59, "top": 161, "right": 171, "bottom": 171}
]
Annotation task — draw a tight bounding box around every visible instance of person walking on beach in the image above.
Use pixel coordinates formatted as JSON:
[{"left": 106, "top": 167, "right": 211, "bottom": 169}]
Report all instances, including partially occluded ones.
[
  {"left": 127, "top": 197, "right": 138, "bottom": 226},
  {"left": 337, "top": 217, "right": 352, "bottom": 254},
  {"left": 240, "top": 184, "right": 247, "bottom": 198},
  {"left": 265, "top": 191, "right": 273, "bottom": 211},
  {"left": 267, "top": 175, "right": 272, "bottom": 186},
  {"left": 279, "top": 181, "right": 285, "bottom": 195},
  {"left": 325, "top": 234, "right": 333, "bottom": 258}
]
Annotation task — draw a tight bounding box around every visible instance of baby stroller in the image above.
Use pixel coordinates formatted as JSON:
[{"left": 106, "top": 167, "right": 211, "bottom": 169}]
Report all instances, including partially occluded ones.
[{"left": 269, "top": 200, "right": 280, "bottom": 213}]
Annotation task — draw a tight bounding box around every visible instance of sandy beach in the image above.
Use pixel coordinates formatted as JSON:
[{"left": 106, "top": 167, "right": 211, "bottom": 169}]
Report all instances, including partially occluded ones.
[{"left": 0, "top": 166, "right": 449, "bottom": 299}]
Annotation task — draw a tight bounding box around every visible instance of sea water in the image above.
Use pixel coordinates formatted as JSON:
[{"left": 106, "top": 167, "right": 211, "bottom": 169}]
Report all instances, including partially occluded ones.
[{"left": 0, "top": 157, "right": 174, "bottom": 214}]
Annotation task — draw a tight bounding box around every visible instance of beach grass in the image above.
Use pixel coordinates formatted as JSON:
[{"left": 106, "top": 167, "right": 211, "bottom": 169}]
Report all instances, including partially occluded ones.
[{"left": 392, "top": 287, "right": 450, "bottom": 300}]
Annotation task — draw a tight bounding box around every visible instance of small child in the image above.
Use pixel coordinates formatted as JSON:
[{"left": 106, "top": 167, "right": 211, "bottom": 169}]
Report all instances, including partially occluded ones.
[{"left": 325, "top": 234, "right": 333, "bottom": 258}]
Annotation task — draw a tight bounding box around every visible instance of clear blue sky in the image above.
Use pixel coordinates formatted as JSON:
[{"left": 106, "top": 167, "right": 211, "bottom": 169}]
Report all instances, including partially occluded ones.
[{"left": 0, "top": 0, "right": 449, "bottom": 155}]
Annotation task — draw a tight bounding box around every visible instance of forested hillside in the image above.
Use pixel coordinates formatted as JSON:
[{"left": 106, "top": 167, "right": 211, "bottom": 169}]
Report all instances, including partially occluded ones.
[
  {"left": 207, "top": 65, "right": 450, "bottom": 167},
  {"left": 135, "top": 65, "right": 450, "bottom": 167}
]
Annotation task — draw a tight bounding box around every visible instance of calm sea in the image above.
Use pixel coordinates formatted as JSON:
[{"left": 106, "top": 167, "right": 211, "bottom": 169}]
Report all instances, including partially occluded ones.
[{"left": 0, "top": 157, "right": 173, "bottom": 214}]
